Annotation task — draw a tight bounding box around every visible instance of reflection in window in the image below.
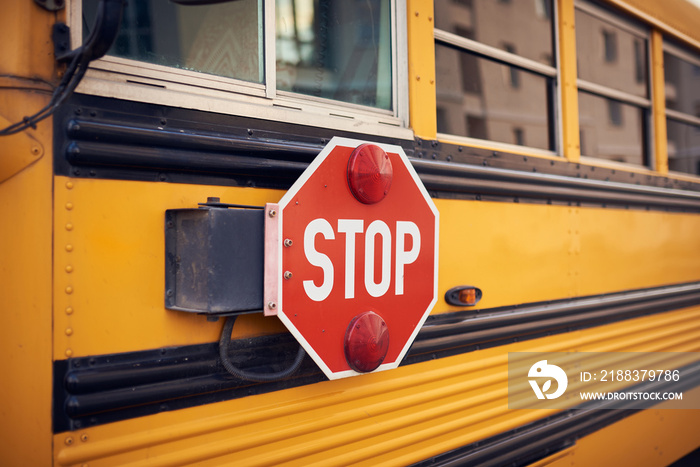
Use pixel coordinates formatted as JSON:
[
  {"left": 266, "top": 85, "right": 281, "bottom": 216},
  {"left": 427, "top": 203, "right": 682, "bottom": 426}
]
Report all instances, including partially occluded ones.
[
  {"left": 608, "top": 100, "right": 623, "bottom": 126},
  {"left": 579, "top": 92, "right": 646, "bottom": 165},
  {"left": 83, "top": 0, "right": 264, "bottom": 83},
  {"left": 434, "top": 0, "right": 555, "bottom": 150},
  {"left": 276, "top": 0, "right": 393, "bottom": 110},
  {"left": 603, "top": 30, "right": 617, "bottom": 63},
  {"left": 667, "top": 119, "right": 700, "bottom": 175},
  {"left": 575, "top": 8, "right": 648, "bottom": 98},
  {"left": 513, "top": 127, "right": 525, "bottom": 146},
  {"left": 664, "top": 51, "right": 700, "bottom": 114},
  {"left": 664, "top": 46, "right": 700, "bottom": 176},
  {"left": 84, "top": 0, "right": 394, "bottom": 111},
  {"left": 435, "top": 44, "right": 552, "bottom": 150},
  {"left": 634, "top": 39, "right": 646, "bottom": 83},
  {"left": 575, "top": 3, "right": 650, "bottom": 167},
  {"left": 503, "top": 44, "right": 521, "bottom": 88},
  {"left": 435, "top": 0, "right": 554, "bottom": 66}
]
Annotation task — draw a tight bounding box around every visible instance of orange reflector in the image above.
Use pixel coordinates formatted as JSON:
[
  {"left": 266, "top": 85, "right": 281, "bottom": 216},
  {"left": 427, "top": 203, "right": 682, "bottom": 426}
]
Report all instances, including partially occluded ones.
[
  {"left": 459, "top": 288, "right": 477, "bottom": 306},
  {"left": 445, "top": 286, "right": 483, "bottom": 307}
]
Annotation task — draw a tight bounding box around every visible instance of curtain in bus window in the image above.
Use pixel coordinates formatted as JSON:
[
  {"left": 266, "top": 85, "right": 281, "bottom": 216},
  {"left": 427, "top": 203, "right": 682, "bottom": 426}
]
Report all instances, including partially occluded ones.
[
  {"left": 82, "top": 0, "right": 264, "bottom": 84},
  {"left": 275, "top": 0, "right": 393, "bottom": 110}
]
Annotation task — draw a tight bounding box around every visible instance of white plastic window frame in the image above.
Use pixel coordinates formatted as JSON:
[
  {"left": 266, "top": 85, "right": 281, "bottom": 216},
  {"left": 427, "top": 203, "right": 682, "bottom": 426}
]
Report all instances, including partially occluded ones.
[
  {"left": 574, "top": 0, "right": 654, "bottom": 168},
  {"left": 68, "top": 0, "right": 411, "bottom": 139},
  {"left": 433, "top": 0, "right": 562, "bottom": 158}
]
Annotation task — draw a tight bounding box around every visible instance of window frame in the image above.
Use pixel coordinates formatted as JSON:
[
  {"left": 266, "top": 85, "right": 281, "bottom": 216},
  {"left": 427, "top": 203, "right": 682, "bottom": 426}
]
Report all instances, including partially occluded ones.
[{"left": 68, "top": 0, "right": 411, "bottom": 139}]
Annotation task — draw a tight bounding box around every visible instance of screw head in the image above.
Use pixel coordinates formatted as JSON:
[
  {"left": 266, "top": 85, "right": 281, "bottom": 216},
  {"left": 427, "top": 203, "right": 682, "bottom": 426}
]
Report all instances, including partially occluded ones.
[
  {"left": 284, "top": 271, "right": 293, "bottom": 280},
  {"left": 284, "top": 238, "right": 293, "bottom": 247},
  {"left": 267, "top": 301, "right": 277, "bottom": 310},
  {"left": 268, "top": 209, "right": 277, "bottom": 218}
]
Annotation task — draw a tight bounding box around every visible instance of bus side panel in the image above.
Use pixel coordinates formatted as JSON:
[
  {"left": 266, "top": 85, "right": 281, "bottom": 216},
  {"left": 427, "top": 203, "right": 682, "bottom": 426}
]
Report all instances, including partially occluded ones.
[{"left": 0, "top": 2, "right": 58, "bottom": 465}]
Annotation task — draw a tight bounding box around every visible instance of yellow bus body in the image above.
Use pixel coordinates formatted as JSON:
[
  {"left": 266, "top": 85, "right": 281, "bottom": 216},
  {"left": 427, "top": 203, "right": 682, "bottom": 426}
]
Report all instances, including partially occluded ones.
[{"left": 1, "top": 0, "right": 700, "bottom": 465}]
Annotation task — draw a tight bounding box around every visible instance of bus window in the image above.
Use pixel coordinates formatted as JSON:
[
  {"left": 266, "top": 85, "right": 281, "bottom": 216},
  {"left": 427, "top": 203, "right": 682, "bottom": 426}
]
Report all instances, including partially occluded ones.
[
  {"left": 664, "top": 43, "right": 700, "bottom": 176},
  {"left": 276, "top": 0, "right": 393, "bottom": 110},
  {"left": 81, "top": 0, "right": 401, "bottom": 124},
  {"left": 433, "top": 0, "right": 557, "bottom": 152},
  {"left": 575, "top": 1, "right": 651, "bottom": 166},
  {"left": 82, "top": 0, "right": 264, "bottom": 84}
]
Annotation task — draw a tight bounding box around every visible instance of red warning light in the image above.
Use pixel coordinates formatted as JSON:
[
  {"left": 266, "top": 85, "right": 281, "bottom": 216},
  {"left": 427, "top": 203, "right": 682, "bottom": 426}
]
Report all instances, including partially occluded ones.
[
  {"left": 347, "top": 144, "right": 393, "bottom": 204},
  {"left": 344, "top": 311, "right": 390, "bottom": 373}
]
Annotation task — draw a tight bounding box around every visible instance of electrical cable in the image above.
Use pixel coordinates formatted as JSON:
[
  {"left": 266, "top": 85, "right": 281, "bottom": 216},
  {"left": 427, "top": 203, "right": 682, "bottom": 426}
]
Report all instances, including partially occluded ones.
[
  {"left": 219, "top": 315, "right": 306, "bottom": 382},
  {"left": 0, "top": 0, "right": 124, "bottom": 137}
]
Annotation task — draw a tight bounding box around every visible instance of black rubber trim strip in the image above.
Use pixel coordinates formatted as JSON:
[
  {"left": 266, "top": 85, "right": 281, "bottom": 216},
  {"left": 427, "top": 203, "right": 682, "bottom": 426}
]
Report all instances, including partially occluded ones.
[
  {"left": 54, "top": 94, "right": 700, "bottom": 211},
  {"left": 406, "top": 282, "right": 700, "bottom": 363},
  {"left": 53, "top": 281, "right": 700, "bottom": 433},
  {"left": 412, "top": 158, "right": 700, "bottom": 211},
  {"left": 410, "top": 359, "right": 700, "bottom": 467}
]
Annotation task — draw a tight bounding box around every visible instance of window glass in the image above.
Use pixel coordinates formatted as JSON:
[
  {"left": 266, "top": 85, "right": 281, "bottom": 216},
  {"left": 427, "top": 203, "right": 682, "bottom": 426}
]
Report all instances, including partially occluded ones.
[
  {"left": 83, "top": 0, "right": 264, "bottom": 83},
  {"left": 578, "top": 91, "right": 646, "bottom": 164},
  {"left": 435, "top": 43, "right": 552, "bottom": 150},
  {"left": 664, "top": 47, "right": 700, "bottom": 176},
  {"left": 663, "top": 52, "right": 700, "bottom": 114},
  {"left": 575, "top": 8, "right": 648, "bottom": 98},
  {"left": 84, "top": 0, "right": 394, "bottom": 112},
  {"left": 434, "top": 0, "right": 554, "bottom": 66},
  {"left": 667, "top": 119, "right": 700, "bottom": 175},
  {"left": 276, "top": 0, "right": 393, "bottom": 110}
]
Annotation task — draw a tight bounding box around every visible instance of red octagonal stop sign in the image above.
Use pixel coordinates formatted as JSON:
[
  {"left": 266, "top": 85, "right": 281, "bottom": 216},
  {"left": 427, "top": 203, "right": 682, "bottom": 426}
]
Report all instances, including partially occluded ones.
[{"left": 264, "top": 137, "right": 439, "bottom": 379}]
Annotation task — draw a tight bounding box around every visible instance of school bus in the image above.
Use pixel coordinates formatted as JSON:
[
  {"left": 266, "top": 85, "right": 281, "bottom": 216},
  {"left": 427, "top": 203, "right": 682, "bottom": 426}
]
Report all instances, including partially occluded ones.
[{"left": 2, "top": 0, "right": 700, "bottom": 465}]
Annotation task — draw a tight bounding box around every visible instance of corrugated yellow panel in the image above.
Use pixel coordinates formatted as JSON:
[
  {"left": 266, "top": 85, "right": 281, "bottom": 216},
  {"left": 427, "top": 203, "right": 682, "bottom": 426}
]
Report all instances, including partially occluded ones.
[
  {"left": 533, "top": 387, "right": 700, "bottom": 467},
  {"left": 53, "top": 306, "right": 700, "bottom": 466}
]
